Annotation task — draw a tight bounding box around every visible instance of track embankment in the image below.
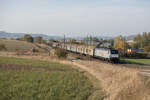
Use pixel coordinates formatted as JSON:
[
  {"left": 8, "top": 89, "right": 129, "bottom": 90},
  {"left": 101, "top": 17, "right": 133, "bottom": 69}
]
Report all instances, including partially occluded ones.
[{"left": 61, "top": 60, "right": 149, "bottom": 100}]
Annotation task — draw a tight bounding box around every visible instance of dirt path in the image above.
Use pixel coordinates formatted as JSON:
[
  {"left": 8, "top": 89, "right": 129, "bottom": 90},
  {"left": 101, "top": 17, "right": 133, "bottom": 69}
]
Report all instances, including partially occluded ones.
[
  {"left": 140, "top": 69, "right": 150, "bottom": 77},
  {"left": 0, "top": 52, "right": 150, "bottom": 100},
  {"left": 61, "top": 60, "right": 148, "bottom": 100}
]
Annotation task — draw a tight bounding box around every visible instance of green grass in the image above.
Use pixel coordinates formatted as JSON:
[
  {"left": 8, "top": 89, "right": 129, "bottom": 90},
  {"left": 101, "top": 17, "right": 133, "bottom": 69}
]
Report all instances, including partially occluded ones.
[
  {"left": 0, "top": 56, "right": 72, "bottom": 70},
  {"left": 0, "top": 56, "right": 101, "bottom": 100},
  {"left": 121, "top": 58, "right": 150, "bottom": 65},
  {"left": 0, "top": 70, "right": 93, "bottom": 100}
]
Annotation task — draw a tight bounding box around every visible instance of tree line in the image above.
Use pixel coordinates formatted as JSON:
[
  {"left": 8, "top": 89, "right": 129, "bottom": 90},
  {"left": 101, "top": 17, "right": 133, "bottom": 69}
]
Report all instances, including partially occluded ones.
[
  {"left": 133, "top": 32, "right": 150, "bottom": 52},
  {"left": 113, "top": 32, "right": 150, "bottom": 52},
  {"left": 23, "top": 34, "right": 45, "bottom": 44}
]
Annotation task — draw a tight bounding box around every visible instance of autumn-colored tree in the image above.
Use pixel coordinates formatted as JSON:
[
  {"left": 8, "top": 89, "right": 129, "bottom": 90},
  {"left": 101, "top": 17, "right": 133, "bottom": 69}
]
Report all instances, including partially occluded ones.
[
  {"left": 142, "top": 32, "right": 148, "bottom": 46},
  {"left": 24, "top": 34, "right": 33, "bottom": 43},
  {"left": 118, "top": 41, "right": 129, "bottom": 50},
  {"left": 113, "top": 35, "right": 123, "bottom": 49},
  {"left": 133, "top": 32, "right": 150, "bottom": 48},
  {"left": 131, "top": 43, "right": 138, "bottom": 49},
  {"left": 134, "top": 34, "right": 142, "bottom": 48},
  {"left": 92, "top": 37, "right": 99, "bottom": 42},
  {"left": 144, "top": 45, "right": 150, "bottom": 52},
  {"left": 118, "top": 41, "right": 124, "bottom": 49}
]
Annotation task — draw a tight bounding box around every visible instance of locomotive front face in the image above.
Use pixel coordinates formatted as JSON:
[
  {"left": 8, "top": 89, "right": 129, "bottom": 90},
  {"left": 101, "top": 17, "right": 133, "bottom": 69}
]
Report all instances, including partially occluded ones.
[{"left": 110, "top": 50, "right": 119, "bottom": 60}]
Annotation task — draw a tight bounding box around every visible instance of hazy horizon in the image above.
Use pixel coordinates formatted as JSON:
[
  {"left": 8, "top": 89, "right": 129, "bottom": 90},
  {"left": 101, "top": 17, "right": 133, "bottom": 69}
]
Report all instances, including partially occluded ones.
[{"left": 0, "top": 0, "right": 150, "bottom": 37}]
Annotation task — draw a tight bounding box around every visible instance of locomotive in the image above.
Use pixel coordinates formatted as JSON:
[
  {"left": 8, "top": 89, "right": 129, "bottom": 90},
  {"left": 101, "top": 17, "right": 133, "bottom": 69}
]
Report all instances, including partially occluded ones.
[{"left": 58, "top": 44, "right": 119, "bottom": 63}]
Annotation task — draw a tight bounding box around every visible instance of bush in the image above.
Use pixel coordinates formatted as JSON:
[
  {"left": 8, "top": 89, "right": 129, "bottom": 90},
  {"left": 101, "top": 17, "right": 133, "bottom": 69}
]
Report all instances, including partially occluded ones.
[
  {"left": 0, "top": 44, "right": 6, "bottom": 51},
  {"left": 76, "top": 56, "right": 82, "bottom": 59},
  {"left": 55, "top": 48, "right": 68, "bottom": 58}
]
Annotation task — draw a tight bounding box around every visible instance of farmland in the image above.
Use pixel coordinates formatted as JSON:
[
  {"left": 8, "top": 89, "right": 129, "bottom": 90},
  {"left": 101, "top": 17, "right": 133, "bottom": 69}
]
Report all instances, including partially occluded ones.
[{"left": 0, "top": 56, "right": 103, "bottom": 100}]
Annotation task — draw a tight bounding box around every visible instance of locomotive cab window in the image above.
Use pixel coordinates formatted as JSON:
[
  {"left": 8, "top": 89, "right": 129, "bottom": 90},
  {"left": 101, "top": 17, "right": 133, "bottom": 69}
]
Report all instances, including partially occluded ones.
[{"left": 111, "top": 50, "right": 118, "bottom": 54}]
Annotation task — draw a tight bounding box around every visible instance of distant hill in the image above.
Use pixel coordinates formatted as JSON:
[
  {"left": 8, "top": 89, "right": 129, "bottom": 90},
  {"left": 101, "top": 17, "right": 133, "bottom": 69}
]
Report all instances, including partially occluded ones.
[
  {"left": 0, "top": 31, "right": 137, "bottom": 40},
  {"left": 0, "top": 31, "right": 60, "bottom": 40},
  {"left": 125, "top": 35, "right": 136, "bottom": 40}
]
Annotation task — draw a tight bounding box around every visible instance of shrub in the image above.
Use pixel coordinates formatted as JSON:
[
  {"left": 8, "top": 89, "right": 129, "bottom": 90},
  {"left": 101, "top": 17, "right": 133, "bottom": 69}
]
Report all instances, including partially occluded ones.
[
  {"left": 31, "top": 48, "right": 39, "bottom": 53},
  {"left": 55, "top": 48, "right": 68, "bottom": 58},
  {"left": 76, "top": 56, "right": 81, "bottom": 59},
  {"left": 0, "top": 44, "right": 6, "bottom": 51}
]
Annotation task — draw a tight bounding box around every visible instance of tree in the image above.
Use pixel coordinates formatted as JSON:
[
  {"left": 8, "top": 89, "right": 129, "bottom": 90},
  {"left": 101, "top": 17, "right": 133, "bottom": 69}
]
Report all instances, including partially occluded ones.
[
  {"left": 24, "top": 34, "right": 33, "bottom": 43},
  {"left": 49, "top": 39, "right": 57, "bottom": 43},
  {"left": 109, "top": 39, "right": 114, "bottom": 48},
  {"left": 118, "top": 41, "right": 129, "bottom": 50},
  {"left": 134, "top": 34, "right": 142, "bottom": 48},
  {"left": 92, "top": 37, "right": 99, "bottom": 42},
  {"left": 134, "top": 34, "right": 141, "bottom": 41},
  {"left": 148, "top": 32, "right": 150, "bottom": 46},
  {"left": 34, "top": 36, "right": 43, "bottom": 44},
  {"left": 131, "top": 43, "right": 138, "bottom": 49},
  {"left": 55, "top": 49, "right": 68, "bottom": 58},
  {"left": 142, "top": 32, "right": 148, "bottom": 47},
  {"left": 144, "top": 45, "right": 150, "bottom": 52},
  {"left": 0, "top": 44, "right": 6, "bottom": 51},
  {"left": 133, "top": 32, "right": 150, "bottom": 48},
  {"left": 70, "top": 39, "right": 77, "bottom": 44},
  {"left": 113, "top": 35, "right": 123, "bottom": 49}
]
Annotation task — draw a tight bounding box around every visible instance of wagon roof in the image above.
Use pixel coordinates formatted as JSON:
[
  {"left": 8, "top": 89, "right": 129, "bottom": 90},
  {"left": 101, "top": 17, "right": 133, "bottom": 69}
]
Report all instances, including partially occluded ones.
[{"left": 77, "top": 45, "right": 95, "bottom": 49}]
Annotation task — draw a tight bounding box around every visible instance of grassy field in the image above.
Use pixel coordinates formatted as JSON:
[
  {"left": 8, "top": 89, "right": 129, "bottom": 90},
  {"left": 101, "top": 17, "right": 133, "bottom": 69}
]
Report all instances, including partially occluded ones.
[
  {"left": 0, "top": 39, "right": 36, "bottom": 52},
  {"left": 121, "top": 58, "right": 150, "bottom": 65},
  {"left": 0, "top": 56, "right": 101, "bottom": 100},
  {"left": 0, "top": 56, "right": 73, "bottom": 70},
  {"left": 0, "top": 39, "right": 50, "bottom": 52}
]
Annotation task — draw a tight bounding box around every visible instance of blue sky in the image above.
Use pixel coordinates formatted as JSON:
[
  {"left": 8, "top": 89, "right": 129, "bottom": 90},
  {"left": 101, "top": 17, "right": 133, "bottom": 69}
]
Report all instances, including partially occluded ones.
[{"left": 0, "top": 0, "right": 150, "bottom": 37}]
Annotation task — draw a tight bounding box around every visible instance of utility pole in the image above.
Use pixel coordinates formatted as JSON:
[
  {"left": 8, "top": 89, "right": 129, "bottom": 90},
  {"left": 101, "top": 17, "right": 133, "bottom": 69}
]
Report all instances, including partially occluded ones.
[
  {"left": 123, "top": 37, "right": 125, "bottom": 57},
  {"left": 90, "top": 35, "right": 92, "bottom": 46},
  {"left": 86, "top": 35, "right": 87, "bottom": 47},
  {"left": 64, "top": 34, "right": 66, "bottom": 49}
]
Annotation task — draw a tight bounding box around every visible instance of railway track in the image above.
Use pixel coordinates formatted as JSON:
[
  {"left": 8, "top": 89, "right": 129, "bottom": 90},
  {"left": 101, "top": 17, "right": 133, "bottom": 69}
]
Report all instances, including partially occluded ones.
[
  {"left": 68, "top": 52, "right": 150, "bottom": 79},
  {"left": 68, "top": 52, "right": 150, "bottom": 70}
]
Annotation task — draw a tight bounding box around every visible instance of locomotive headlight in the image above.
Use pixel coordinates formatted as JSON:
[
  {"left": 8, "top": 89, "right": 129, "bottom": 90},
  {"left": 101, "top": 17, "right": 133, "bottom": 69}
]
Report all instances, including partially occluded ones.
[{"left": 111, "top": 54, "right": 119, "bottom": 58}]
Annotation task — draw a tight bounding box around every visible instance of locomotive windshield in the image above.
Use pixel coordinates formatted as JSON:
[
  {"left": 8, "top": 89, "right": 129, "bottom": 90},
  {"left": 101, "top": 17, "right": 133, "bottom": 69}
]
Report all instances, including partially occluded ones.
[{"left": 111, "top": 50, "right": 118, "bottom": 54}]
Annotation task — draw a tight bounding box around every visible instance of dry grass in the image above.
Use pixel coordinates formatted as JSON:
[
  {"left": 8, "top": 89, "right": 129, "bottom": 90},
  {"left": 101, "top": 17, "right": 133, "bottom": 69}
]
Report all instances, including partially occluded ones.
[
  {"left": 0, "top": 39, "right": 50, "bottom": 53},
  {"left": 0, "top": 39, "right": 36, "bottom": 51},
  {"left": 0, "top": 51, "right": 150, "bottom": 100},
  {"left": 71, "top": 61, "right": 150, "bottom": 100}
]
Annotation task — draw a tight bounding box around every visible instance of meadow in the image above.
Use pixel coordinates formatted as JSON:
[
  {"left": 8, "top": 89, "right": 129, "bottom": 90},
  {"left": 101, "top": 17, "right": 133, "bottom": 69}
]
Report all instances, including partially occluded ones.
[
  {"left": 121, "top": 58, "right": 150, "bottom": 65},
  {"left": 0, "top": 39, "right": 50, "bottom": 52},
  {"left": 0, "top": 56, "right": 73, "bottom": 70},
  {"left": 0, "top": 56, "right": 97, "bottom": 100}
]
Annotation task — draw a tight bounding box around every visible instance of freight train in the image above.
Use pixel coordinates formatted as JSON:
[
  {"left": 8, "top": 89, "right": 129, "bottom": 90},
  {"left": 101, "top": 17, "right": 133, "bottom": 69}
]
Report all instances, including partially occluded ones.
[{"left": 58, "top": 44, "right": 119, "bottom": 63}]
